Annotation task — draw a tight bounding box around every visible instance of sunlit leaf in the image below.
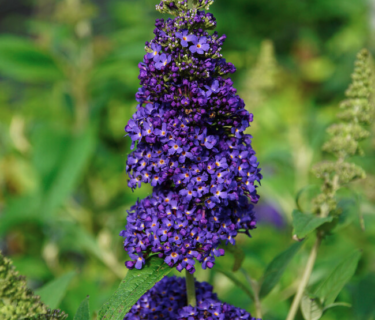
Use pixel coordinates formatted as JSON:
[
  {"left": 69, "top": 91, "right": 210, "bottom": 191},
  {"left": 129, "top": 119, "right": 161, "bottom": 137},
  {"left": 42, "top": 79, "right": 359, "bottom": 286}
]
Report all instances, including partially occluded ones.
[
  {"left": 292, "top": 210, "right": 333, "bottom": 238},
  {"left": 35, "top": 271, "right": 76, "bottom": 309},
  {"left": 259, "top": 241, "right": 303, "bottom": 298},
  {"left": 301, "top": 294, "right": 323, "bottom": 320},
  {"left": 98, "top": 256, "right": 172, "bottom": 320},
  {"left": 315, "top": 250, "right": 361, "bottom": 305}
]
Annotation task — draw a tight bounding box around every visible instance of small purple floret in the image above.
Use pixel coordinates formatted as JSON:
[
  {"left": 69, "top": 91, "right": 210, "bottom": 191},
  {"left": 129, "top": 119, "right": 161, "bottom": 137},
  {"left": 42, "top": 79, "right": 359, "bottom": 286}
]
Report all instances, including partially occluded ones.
[{"left": 189, "top": 36, "right": 210, "bottom": 54}]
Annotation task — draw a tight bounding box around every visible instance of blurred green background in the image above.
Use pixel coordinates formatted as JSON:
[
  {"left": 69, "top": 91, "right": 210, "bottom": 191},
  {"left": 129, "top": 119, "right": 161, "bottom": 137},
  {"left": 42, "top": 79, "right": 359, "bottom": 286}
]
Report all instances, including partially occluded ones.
[{"left": 0, "top": 0, "right": 374, "bottom": 319}]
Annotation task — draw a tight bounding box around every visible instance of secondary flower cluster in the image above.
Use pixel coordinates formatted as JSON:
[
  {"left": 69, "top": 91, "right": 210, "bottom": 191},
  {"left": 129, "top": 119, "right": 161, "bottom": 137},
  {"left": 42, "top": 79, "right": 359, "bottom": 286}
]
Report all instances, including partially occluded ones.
[
  {"left": 120, "top": 189, "right": 256, "bottom": 272},
  {"left": 122, "top": 5, "right": 262, "bottom": 272},
  {"left": 124, "top": 276, "right": 257, "bottom": 320}
]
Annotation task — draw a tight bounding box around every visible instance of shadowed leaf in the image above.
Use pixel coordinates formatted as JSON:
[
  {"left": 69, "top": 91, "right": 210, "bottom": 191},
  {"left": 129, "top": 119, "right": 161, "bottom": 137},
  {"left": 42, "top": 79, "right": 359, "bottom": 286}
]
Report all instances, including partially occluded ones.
[
  {"left": 39, "top": 126, "right": 96, "bottom": 219},
  {"left": 0, "top": 35, "right": 62, "bottom": 82},
  {"left": 259, "top": 241, "right": 303, "bottom": 298},
  {"left": 220, "top": 243, "right": 245, "bottom": 272},
  {"left": 314, "top": 250, "right": 361, "bottom": 305},
  {"left": 216, "top": 267, "right": 255, "bottom": 301}
]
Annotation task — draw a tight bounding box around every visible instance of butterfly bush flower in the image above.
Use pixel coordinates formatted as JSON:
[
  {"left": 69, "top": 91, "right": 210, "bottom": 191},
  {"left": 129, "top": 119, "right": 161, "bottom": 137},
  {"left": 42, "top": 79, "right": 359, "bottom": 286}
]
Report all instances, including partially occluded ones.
[
  {"left": 121, "top": 0, "right": 262, "bottom": 272},
  {"left": 176, "top": 30, "right": 196, "bottom": 47},
  {"left": 124, "top": 276, "right": 258, "bottom": 320},
  {"left": 147, "top": 43, "right": 162, "bottom": 61},
  {"left": 189, "top": 36, "right": 210, "bottom": 54}
]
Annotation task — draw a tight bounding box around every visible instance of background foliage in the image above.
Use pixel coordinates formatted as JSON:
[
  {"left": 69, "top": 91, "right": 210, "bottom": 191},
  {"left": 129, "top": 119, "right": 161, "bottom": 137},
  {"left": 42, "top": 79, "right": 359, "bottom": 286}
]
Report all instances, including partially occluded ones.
[{"left": 0, "top": 0, "right": 374, "bottom": 319}]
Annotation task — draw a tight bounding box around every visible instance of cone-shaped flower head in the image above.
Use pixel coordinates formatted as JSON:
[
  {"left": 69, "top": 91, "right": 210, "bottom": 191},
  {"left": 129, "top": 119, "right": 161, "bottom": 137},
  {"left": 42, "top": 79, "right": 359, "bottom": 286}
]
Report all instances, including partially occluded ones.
[
  {"left": 0, "top": 251, "right": 67, "bottom": 320},
  {"left": 312, "top": 49, "right": 373, "bottom": 215},
  {"left": 121, "top": 0, "right": 262, "bottom": 272}
]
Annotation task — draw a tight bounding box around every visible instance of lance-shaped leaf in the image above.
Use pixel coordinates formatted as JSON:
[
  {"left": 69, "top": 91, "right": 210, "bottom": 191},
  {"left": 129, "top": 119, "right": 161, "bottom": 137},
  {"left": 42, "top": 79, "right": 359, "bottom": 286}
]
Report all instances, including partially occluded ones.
[
  {"left": 0, "top": 35, "right": 62, "bottom": 82},
  {"left": 39, "top": 126, "right": 96, "bottom": 220},
  {"left": 98, "top": 256, "right": 172, "bottom": 320},
  {"left": 74, "top": 296, "right": 90, "bottom": 320},
  {"left": 216, "top": 267, "right": 255, "bottom": 301},
  {"left": 301, "top": 294, "right": 323, "bottom": 320},
  {"left": 259, "top": 241, "right": 303, "bottom": 298},
  {"left": 323, "top": 302, "right": 351, "bottom": 312},
  {"left": 219, "top": 242, "right": 245, "bottom": 272},
  {"left": 314, "top": 250, "right": 361, "bottom": 305},
  {"left": 292, "top": 210, "right": 333, "bottom": 238},
  {"left": 35, "top": 271, "right": 76, "bottom": 309}
]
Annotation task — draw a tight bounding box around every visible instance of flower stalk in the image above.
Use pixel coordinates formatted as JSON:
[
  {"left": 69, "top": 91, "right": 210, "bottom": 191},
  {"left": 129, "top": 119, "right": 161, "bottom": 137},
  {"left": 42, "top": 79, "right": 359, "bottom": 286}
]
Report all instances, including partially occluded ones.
[
  {"left": 186, "top": 270, "right": 197, "bottom": 307},
  {"left": 285, "top": 235, "right": 321, "bottom": 320}
]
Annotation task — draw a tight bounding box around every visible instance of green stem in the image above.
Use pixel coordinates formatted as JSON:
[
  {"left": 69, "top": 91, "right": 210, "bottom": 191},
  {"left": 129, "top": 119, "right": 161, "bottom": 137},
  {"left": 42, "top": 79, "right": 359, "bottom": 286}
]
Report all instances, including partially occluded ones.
[
  {"left": 252, "top": 280, "right": 262, "bottom": 319},
  {"left": 186, "top": 270, "right": 197, "bottom": 307},
  {"left": 286, "top": 235, "right": 321, "bottom": 320},
  {"left": 241, "top": 269, "right": 262, "bottom": 319}
]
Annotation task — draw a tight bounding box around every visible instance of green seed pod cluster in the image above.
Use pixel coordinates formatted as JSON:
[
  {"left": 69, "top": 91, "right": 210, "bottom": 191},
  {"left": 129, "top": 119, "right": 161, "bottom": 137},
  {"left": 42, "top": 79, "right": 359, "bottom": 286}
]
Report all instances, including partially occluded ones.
[
  {"left": 312, "top": 49, "right": 373, "bottom": 216},
  {"left": 244, "top": 40, "right": 278, "bottom": 109},
  {"left": 0, "top": 252, "right": 67, "bottom": 320}
]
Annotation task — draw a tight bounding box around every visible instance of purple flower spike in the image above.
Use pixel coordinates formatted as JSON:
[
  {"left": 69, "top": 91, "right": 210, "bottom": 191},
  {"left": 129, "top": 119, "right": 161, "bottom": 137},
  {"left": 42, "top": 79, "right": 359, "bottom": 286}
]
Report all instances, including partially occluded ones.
[
  {"left": 122, "top": 3, "right": 262, "bottom": 273},
  {"left": 189, "top": 36, "right": 210, "bottom": 54}
]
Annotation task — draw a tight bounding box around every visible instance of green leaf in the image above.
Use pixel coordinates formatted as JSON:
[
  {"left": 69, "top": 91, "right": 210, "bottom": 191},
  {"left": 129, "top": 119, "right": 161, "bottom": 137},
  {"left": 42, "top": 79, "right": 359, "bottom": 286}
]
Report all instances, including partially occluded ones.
[
  {"left": 39, "top": 126, "right": 96, "bottom": 219},
  {"left": 31, "top": 126, "right": 72, "bottom": 190},
  {"left": 74, "top": 296, "right": 90, "bottom": 320},
  {"left": 0, "top": 126, "right": 96, "bottom": 232},
  {"left": 0, "top": 35, "right": 62, "bottom": 82},
  {"left": 216, "top": 267, "right": 255, "bottom": 301},
  {"left": 98, "top": 256, "right": 172, "bottom": 320},
  {"left": 295, "top": 185, "right": 320, "bottom": 214},
  {"left": 323, "top": 302, "right": 351, "bottom": 312},
  {"left": 314, "top": 250, "right": 361, "bottom": 305},
  {"left": 35, "top": 271, "right": 75, "bottom": 309},
  {"left": 301, "top": 294, "right": 323, "bottom": 320},
  {"left": 259, "top": 241, "right": 303, "bottom": 298},
  {"left": 220, "top": 243, "right": 245, "bottom": 272},
  {"left": 0, "top": 193, "right": 43, "bottom": 236},
  {"left": 352, "top": 273, "right": 375, "bottom": 319},
  {"left": 292, "top": 210, "right": 333, "bottom": 238},
  {"left": 332, "top": 198, "right": 358, "bottom": 232}
]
